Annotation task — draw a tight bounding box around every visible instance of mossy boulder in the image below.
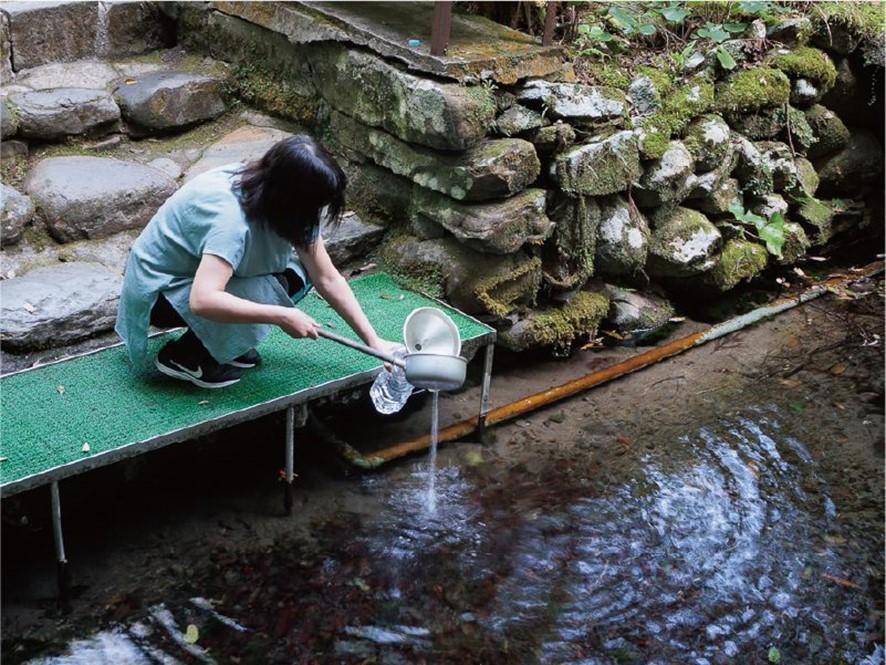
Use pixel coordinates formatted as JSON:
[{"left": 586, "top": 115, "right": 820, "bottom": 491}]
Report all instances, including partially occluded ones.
[
  {"left": 728, "top": 107, "right": 786, "bottom": 141},
  {"left": 634, "top": 78, "right": 715, "bottom": 160},
  {"left": 692, "top": 177, "right": 743, "bottom": 216},
  {"left": 1, "top": 98, "right": 18, "bottom": 138},
  {"left": 646, "top": 207, "right": 722, "bottom": 278},
  {"left": 551, "top": 130, "right": 641, "bottom": 196},
  {"left": 495, "top": 104, "right": 546, "bottom": 137},
  {"left": 595, "top": 195, "right": 650, "bottom": 277},
  {"left": 733, "top": 135, "right": 775, "bottom": 198},
  {"left": 767, "top": 17, "right": 813, "bottom": 45},
  {"left": 340, "top": 161, "right": 414, "bottom": 227},
  {"left": 777, "top": 221, "right": 811, "bottom": 265},
  {"left": 634, "top": 140, "right": 695, "bottom": 209},
  {"left": 627, "top": 74, "right": 662, "bottom": 116},
  {"left": 308, "top": 43, "right": 495, "bottom": 150},
  {"left": 789, "top": 78, "right": 822, "bottom": 108},
  {"left": 782, "top": 106, "right": 817, "bottom": 153},
  {"left": 701, "top": 239, "right": 769, "bottom": 293},
  {"left": 757, "top": 142, "right": 817, "bottom": 198},
  {"left": 795, "top": 196, "right": 836, "bottom": 245},
  {"left": 542, "top": 194, "right": 600, "bottom": 292},
  {"left": 815, "top": 130, "right": 884, "bottom": 197},
  {"left": 715, "top": 67, "right": 791, "bottom": 117},
  {"left": 409, "top": 187, "right": 552, "bottom": 255},
  {"left": 331, "top": 111, "right": 540, "bottom": 202},
  {"left": 772, "top": 47, "right": 837, "bottom": 91},
  {"left": 682, "top": 115, "right": 731, "bottom": 173},
  {"left": 498, "top": 290, "right": 610, "bottom": 352},
  {"left": 602, "top": 285, "right": 674, "bottom": 337},
  {"left": 524, "top": 122, "right": 576, "bottom": 156},
  {"left": 517, "top": 80, "right": 626, "bottom": 127},
  {"left": 381, "top": 234, "right": 541, "bottom": 318},
  {"left": 749, "top": 193, "right": 788, "bottom": 219},
  {"left": 804, "top": 104, "right": 849, "bottom": 159}
]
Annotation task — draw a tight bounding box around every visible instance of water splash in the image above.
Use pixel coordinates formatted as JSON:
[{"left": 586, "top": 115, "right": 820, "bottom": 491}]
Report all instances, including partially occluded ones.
[{"left": 94, "top": 1, "right": 110, "bottom": 57}]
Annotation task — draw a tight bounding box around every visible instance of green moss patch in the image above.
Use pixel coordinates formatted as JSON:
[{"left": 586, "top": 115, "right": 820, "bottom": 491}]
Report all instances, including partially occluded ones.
[
  {"left": 715, "top": 67, "right": 790, "bottom": 115},
  {"left": 704, "top": 239, "right": 769, "bottom": 292},
  {"left": 635, "top": 78, "right": 714, "bottom": 159},
  {"left": 772, "top": 47, "right": 837, "bottom": 88}
]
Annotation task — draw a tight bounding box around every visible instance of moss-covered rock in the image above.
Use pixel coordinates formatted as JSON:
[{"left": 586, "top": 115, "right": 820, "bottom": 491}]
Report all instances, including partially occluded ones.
[
  {"left": 634, "top": 78, "right": 715, "bottom": 160},
  {"left": 627, "top": 75, "right": 662, "bottom": 116},
  {"left": 634, "top": 140, "right": 695, "bottom": 209},
  {"left": 498, "top": 290, "right": 610, "bottom": 352},
  {"left": 495, "top": 104, "right": 546, "bottom": 137},
  {"left": 331, "top": 111, "right": 540, "bottom": 202},
  {"left": 381, "top": 234, "right": 541, "bottom": 317},
  {"left": 410, "top": 187, "right": 552, "bottom": 255},
  {"left": 647, "top": 207, "right": 722, "bottom": 277},
  {"left": 585, "top": 62, "right": 632, "bottom": 90},
  {"left": 542, "top": 194, "right": 600, "bottom": 292},
  {"left": 767, "top": 17, "right": 813, "bottom": 46},
  {"left": 602, "top": 284, "right": 674, "bottom": 337},
  {"left": 733, "top": 135, "right": 775, "bottom": 198},
  {"left": 810, "top": 1, "right": 885, "bottom": 65},
  {"left": 728, "top": 107, "right": 786, "bottom": 141},
  {"left": 682, "top": 114, "right": 732, "bottom": 173},
  {"left": 517, "top": 80, "right": 627, "bottom": 127},
  {"left": 816, "top": 130, "right": 884, "bottom": 197},
  {"left": 757, "top": 141, "right": 818, "bottom": 198},
  {"left": 702, "top": 239, "right": 769, "bottom": 292},
  {"left": 551, "top": 130, "right": 641, "bottom": 196},
  {"left": 789, "top": 78, "right": 822, "bottom": 108},
  {"left": 340, "top": 161, "right": 414, "bottom": 227},
  {"left": 691, "top": 177, "right": 743, "bottom": 217},
  {"left": 777, "top": 221, "right": 811, "bottom": 265},
  {"left": 524, "top": 122, "right": 576, "bottom": 156},
  {"left": 795, "top": 196, "right": 836, "bottom": 245},
  {"left": 715, "top": 67, "right": 791, "bottom": 116},
  {"left": 595, "top": 195, "right": 650, "bottom": 277},
  {"left": 782, "top": 106, "right": 817, "bottom": 153},
  {"left": 804, "top": 104, "right": 849, "bottom": 159},
  {"left": 749, "top": 193, "right": 788, "bottom": 219},
  {"left": 772, "top": 47, "right": 837, "bottom": 90}
]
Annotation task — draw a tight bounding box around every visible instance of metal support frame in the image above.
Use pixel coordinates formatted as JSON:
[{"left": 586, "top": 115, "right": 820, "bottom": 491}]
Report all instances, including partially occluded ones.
[
  {"left": 542, "top": 1, "right": 559, "bottom": 47},
  {"left": 50, "top": 481, "right": 70, "bottom": 599},
  {"left": 430, "top": 1, "right": 453, "bottom": 56},
  {"left": 477, "top": 342, "right": 495, "bottom": 441}
]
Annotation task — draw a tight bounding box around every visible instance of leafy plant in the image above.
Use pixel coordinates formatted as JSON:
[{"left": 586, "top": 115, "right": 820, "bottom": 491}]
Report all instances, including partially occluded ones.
[
  {"left": 607, "top": 5, "right": 659, "bottom": 37},
  {"left": 658, "top": 3, "right": 690, "bottom": 24},
  {"left": 716, "top": 46, "right": 738, "bottom": 69},
  {"left": 728, "top": 202, "right": 786, "bottom": 257}
]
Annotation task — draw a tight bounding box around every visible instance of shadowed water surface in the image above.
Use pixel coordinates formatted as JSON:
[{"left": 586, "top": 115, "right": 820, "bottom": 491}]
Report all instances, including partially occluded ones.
[{"left": 22, "top": 404, "right": 884, "bottom": 664}]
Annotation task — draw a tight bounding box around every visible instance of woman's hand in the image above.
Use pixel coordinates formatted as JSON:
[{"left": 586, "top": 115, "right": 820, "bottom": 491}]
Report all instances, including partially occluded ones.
[
  {"left": 369, "top": 338, "right": 403, "bottom": 371},
  {"left": 277, "top": 308, "right": 320, "bottom": 339}
]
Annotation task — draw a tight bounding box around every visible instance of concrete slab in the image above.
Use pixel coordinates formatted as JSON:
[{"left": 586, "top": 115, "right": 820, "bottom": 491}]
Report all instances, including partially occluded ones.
[{"left": 211, "top": 1, "right": 564, "bottom": 85}]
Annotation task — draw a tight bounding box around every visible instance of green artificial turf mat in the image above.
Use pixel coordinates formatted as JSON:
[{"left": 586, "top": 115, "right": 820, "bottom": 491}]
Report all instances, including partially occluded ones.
[{"left": 1, "top": 273, "right": 491, "bottom": 490}]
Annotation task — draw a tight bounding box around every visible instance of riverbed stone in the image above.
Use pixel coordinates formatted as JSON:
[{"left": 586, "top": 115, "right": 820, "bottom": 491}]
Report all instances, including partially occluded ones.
[
  {"left": 682, "top": 115, "right": 731, "bottom": 173},
  {"left": 184, "top": 125, "right": 294, "bottom": 181},
  {"left": 804, "top": 104, "right": 849, "bottom": 159},
  {"left": 595, "top": 195, "right": 650, "bottom": 277},
  {"left": 0, "top": 140, "right": 27, "bottom": 160},
  {"left": 602, "top": 285, "right": 674, "bottom": 337},
  {"left": 7, "top": 88, "right": 120, "bottom": 140},
  {"left": 113, "top": 71, "right": 225, "bottom": 134},
  {"left": 0, "top": 262, "right": 122, "bottom": 350},
  {"left": 322, "top": 212, "right": 385, "bottom": 266},
  {"left": 524, "top": 122, "right": 575, "bottom": 156},
  {"left": 634, "top": 141, "right": 695, "bottom": 208},
  {"left": 815, "top": 130, "right": 884, "bottom": 197},
  {"left": 495, "top": 104, "right": 545, "bottom": 137},
  {"left": 517, "top": 80, "right": 626, "bottom": 126},
  {"left": 331, "top": 111, "right": 539, "bottom": 202},
  {"left": 542, "top": 194, "right": 600, "bottom": 291},
  {"left": 307, "top": 43, "right": 495, "bottom": 150},
  {"left": 381, "top": 234, "right": 541, "bottom": 318},
  {"left": 647, "top": 207, "right": 722, "bottom": 277},
  {"left": 498, "top": 290, "right": 610, "bottom": 352},
  {"left": 24, "top": 156, "right": 176, "bottom": 242},
  {"left": 14, "top": 60, "right": 119, "bottom": 90},
  {"left": 1, "top": 183, "right": 34, "bottom": 246},
  {"left": 410, "top": 188, "right": 552, "bottom": 255},
  {"left": 701, "top": 238, "right": 769, "bottom": 292},
  {"left": 551, "top": 130, "right": 640, "bottom": 196},
  {"left": 1, "top": 98, "right": 17, "bottom": 137}
]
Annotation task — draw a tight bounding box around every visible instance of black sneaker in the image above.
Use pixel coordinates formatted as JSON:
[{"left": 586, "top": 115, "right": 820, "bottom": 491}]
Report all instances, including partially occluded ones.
[
  {"left": 229, "top": 348, "right": 261, "bottom": 369},
  {"left": 155, "top": 338, "right": 244, "bottom": 389}
]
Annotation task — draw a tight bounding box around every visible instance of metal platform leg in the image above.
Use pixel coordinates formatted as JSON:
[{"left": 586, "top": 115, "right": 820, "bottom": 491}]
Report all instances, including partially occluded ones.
[
  {"left": 50, "top": 481, "right": 70, "bottom": 599},
  {"left": 283, "top": 406, "right": 295, "bottom": 516},
  {"left": 477, "top": 342, "right": 495, "bottom": 442}
]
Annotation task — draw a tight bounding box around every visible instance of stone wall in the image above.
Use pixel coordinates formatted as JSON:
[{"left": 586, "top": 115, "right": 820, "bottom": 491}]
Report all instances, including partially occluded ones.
[{"left": 174, "top": 2, "right": 883, "bottom": 353}]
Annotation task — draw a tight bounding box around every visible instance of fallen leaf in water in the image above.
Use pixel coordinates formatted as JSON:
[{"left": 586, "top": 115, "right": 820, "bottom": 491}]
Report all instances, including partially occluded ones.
[
  {"left": 829, "top": 363, "right": 847, "bottom": 376},
  {"left": 822, "top": 573, "right": 861, "bottom": 589},
  {"left": 183, "top": 624, "right": 199, "bottom": 644},
  {"left": 787, "top": 401, "right": 806, "bottom": 412},
  {"left": 198, "top": 399, "right": 209, "bottom": 405},
  {"left": 23, "top": 302, "right": 36, "bottom": 313},
  {"left": 808, "top": 256, "right": 827, "bottom": 262},
  {"left": 56, "top": 385, "right": 65, "bottom": 395},
  {"left": 351, "top": 577, "right": 370, "bottom": 592},
  {"left": 824, "top": 534, "right": 847, "bottom": 545},
  {"left": 125, "top": 78, "right": 137, "bottom": 85},
  {"left": 616, "top": 434, "right": 632, "bottom": 448},
  {"left": 464, "top": 450, "right": 483, "bottom": 466},
  {"left": 81, "top": 442, "right": 91, "bottom": 453},
  {"left": 768, "top": 646, "right": 781, "bottom": 663}
]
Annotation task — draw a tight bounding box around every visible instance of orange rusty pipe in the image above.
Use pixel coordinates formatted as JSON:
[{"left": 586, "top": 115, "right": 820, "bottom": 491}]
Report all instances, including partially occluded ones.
[{"left": 369, "top": 261, "right": 884, "bottom": 464}]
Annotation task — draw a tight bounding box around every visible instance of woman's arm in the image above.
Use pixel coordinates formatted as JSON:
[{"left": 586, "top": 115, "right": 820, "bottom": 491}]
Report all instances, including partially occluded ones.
[
  {"left": 296, "top": 237, "right": 397, "bottom": 353},
  {"left": 189, "top": 254, "right": 321, "bottom": 339}
]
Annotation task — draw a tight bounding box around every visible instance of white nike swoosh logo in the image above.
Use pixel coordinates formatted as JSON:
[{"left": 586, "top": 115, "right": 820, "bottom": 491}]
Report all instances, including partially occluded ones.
[{"left": 170, "top": 360, "right": 203, "bottom": 379}]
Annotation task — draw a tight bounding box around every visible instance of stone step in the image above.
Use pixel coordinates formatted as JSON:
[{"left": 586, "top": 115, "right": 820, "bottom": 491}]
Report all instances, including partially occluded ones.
[
  {"left": 1, "top": 183, "right": 34, "bottom": 247},
  {"left": 7, "top": 87, "right": 120, "bottom": 140},
  {"left": 184, "top": 125, "right": 294, "bottom": 181},
  {"left": 0, "top": 262, "right": 122, "bottom": 350},
  {"left": 24, "top": 156, "right": 177, "bottom": 242}
]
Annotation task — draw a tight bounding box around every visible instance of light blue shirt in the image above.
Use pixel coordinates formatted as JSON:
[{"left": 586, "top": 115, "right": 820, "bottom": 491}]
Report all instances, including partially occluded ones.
[{"left": 116, "top": 163, "right": 313, "bottom": 370}]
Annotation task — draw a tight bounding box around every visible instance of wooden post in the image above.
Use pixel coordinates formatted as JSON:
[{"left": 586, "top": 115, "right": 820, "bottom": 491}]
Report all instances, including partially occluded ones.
[
  {"left": 542, "top": 1, "right": 558, "bottom": 46},
  {"left": 431, "top": 1, "right": 453, "bottom": 56}
]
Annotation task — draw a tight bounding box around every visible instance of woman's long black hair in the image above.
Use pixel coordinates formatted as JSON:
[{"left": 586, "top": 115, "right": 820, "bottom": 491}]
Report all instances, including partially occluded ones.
[{"left": 235, "top": 135, "right": 347, "bottom": 247}]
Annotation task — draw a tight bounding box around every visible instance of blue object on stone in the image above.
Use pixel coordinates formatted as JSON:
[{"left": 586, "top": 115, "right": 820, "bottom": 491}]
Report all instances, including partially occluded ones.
[{"left": 407, "top": 39, "right": 422, "bottom": 48}]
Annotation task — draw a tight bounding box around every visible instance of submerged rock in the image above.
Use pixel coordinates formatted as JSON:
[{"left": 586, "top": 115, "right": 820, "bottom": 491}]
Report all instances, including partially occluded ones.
[
  {"left": 602, "top": 284, "right": 674, "bottom": 336},
  {"left": 409, "top": 187, "right": 552, "bottom": 255},
  {"left": 551, "top": 130, "right": 640, "bottom": 196},
  {"left": 647, "top": 207, "right": 722, "bottom": 277},
  {"left": 332, "top": 111, "right": 539, "bottom": 202},
  {"left": 517, "top": 80, "right": 626, "bottom": 126},
  {"left": 595, "top": 195, "right": 650, "bottom": 277},
  {"left": 113, "top": 71, "right": 225, "bottom": 134},
  {"left": 634, "top": 140, "right": 695, "bottom": 208},
  {"left": 25, "top": 156, "right": 176, "bottom": 242},
  {"left": 0, "top": 262, "right": 122, "bottom": 350},
  {"left": 1, "top": 183, "right": 34, "bottom": 247},
  {"left": 8, "top": 88, "right": 120, "bottom": 140},
  {"left": 381, "top": 234, "right": 541, "bottom": 318},
  {"left": 542, "top": 194, "right": 600, "bottom": 291},
  {"left": 498, "top": 290, "right": 610, "bottom": 352}
]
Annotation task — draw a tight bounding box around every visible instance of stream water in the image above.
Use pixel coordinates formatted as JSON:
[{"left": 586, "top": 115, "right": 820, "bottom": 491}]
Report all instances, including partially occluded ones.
[
  {"left": 19, "top": 396, "right": 883, "bottom": 664},
  {"left": 94, "top": 2, "right": 110, "bottom": 57}
]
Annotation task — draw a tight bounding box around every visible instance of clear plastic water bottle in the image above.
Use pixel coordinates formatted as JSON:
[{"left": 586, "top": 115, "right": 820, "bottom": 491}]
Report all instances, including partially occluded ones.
[{"left": 369, "top": 349, "right": 414, "bottom": 414}]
